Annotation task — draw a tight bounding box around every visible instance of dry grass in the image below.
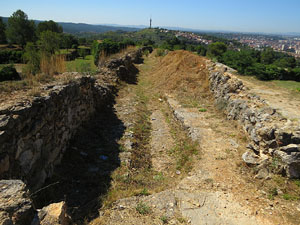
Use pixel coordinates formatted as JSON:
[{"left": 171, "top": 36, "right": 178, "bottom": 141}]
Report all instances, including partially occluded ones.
[
  {"left": 98, "top": 46, "right": 137, "bottom": 67},
  {"left": 40, "top": 54, "right": 66, "bottom": 76},
  {"left": 149, "top": 50, "right": 209, "bottom": 95}
]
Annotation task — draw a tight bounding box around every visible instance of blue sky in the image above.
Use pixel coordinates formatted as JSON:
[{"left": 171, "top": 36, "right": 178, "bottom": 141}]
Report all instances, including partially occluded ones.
[{"left": 1, "top": 0, "right": 300, "bottom": 33}]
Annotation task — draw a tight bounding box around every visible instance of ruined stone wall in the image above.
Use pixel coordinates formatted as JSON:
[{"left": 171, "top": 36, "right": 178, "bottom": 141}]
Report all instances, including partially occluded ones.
[
  {"left": 207, "top": 62, "right": 300, "bottom": 178},
  {"left": 0, "top": 47, "right": 149, "bottom": 191},
  {"left": 0, "top": 77, "right": 109, "bottom": 190}
]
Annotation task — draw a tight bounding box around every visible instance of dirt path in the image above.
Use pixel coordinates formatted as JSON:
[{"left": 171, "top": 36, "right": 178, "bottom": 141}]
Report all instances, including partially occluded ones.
[{"left": 89, "top": 51, "right": 300, "bottom": 225}]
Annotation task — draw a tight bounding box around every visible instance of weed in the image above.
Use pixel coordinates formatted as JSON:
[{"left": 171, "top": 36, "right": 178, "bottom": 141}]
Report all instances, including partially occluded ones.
[
  {"left": 294, "top": 180, "right": 300, "bottom": 187},
  {"left": 153, "top": 172, "right": 164, "bottom": 181},
  {"left": 198, "top": 108, "right": 207, "bottom": 112},
  {"left": 155, "top": 49, "right": 167, "bottom": 57},
  {"left": 282, "top": 194, "right": 299, "bottom": 201},
  {"left": 160, "top": 215, "right": 168, "bottom": 224},
  {"left": 136, "top": 202, "right": 151, "bottom": 215},
  {"left": 268, "top": 188, "right": 278, "bottom": 200},
  {"left": 137, "top": 188, "right": 151, "bottom": 196}
]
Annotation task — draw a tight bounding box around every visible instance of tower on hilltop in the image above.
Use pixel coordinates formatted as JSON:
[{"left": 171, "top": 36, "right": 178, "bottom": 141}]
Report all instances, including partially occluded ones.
[{"left": 150, "top": 17, "right": 152, "bottom": 29}]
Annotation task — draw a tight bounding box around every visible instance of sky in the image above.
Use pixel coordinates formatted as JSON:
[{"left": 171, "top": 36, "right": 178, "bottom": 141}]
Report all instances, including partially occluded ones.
[{"left": 1, "top": 0, "right": 300, "bottom": 33}]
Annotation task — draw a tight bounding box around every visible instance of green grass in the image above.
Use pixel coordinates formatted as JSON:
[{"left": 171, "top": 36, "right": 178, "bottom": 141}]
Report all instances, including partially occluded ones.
[
  {"left": 198, "top": 108, "right": 207, "bottom": 112},
  {"left": 282, "top": 193, "right": 299, "bottom": 201},
  {"left": 57, "top": 49, "right": 75, "bottom": 54},
  {"left": 272, "top": 80, "right": 300, "bottom": 92},
  {"left": 66, "top": 55, "right": 97, "bottom": 73},
  {"left": 136, "top": 202, "right": 151, "bottom": 215}
]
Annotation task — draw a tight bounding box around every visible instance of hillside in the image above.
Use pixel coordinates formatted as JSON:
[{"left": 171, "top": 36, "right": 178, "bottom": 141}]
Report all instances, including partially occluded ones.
[{"left": 0, "top": 16, "right": 140, "bottom": 34}]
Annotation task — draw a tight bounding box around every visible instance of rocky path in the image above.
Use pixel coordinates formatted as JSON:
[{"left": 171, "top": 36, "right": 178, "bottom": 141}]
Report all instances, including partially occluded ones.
[{"left": 87, "top": 53, "right": 300, "bottom": 225}]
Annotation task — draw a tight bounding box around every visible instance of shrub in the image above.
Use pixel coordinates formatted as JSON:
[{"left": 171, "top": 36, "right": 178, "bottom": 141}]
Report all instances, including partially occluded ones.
[
  {"left": 155, "top": 49, "right": 166, "bottom": 57},
  {"left": 0, "top": 65, "right": 21, "bottom": 82},
  {"left": 0, "top": 50, "right": 23, "bottom": 64}
]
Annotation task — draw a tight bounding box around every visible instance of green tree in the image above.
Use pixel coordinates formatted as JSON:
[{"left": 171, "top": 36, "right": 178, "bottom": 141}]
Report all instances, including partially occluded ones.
[
  {"left": 0, "top": 17, "right": 6, "bottom": 44},
  {"left": 207, "top": 42, "right": 227, "bottom": 59},
  {"left": 196, "top": 45, "right": 207, "bottom": 56},
  {"left": 39, "top": 30, "right": 60, "bottom": 55},
  {"left": 36, "top": 20, "right": 62, "bottom": 36},
  {"left": 260, "top": 48, "right": 275, "bottom": 64},
  {"left": 60, "top": 33, "right": 78, "bottom": 50},
  {"left": 23, "top": 42, "right": 40, "bottom": 75},
  {"left": 274, "top": 57, "right": 296, "bottom": 68},
  {"left": 6, "top": 10, "right": 36, "bottom": 47}
]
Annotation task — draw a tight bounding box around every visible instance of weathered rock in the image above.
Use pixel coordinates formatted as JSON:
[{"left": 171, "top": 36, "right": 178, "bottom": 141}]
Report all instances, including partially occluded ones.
[
  {"left": 280, "top": 144, "right": 300, "bottom": 153},
  {"left": 274, "top": 150, "right": 300, "bottom": 178},
  {"left": 31, "top": 202, "right": 70, "bottom": 225},
  {"left": 242, "top": 151, "right": 259, "bottom": 165},
  {"left": 0, "top": 180, "right": 34, "bottom": 225},
  {"left": 254, "top": 168, "right": 270, "bottom": 180}
]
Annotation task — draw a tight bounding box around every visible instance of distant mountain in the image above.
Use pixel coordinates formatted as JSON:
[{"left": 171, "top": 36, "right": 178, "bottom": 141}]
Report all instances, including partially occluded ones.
[{"left": 0, "top": 17, "right": 140, "bottom": 34}]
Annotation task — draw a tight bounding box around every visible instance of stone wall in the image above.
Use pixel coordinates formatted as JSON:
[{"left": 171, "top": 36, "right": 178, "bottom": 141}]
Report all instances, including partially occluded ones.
[
  {"left": 207, "top": 62, "right": 300, "bottom": 178},
  {"left": 0, "top": 47, "right": 148, "bottom": 191}
]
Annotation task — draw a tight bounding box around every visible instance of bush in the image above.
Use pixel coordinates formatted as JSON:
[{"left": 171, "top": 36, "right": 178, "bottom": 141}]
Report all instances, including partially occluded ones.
[
  {"left": 155, "top": 48, "right": 166, "bottom": 57},
  {"left": 0, "top": 50, "right": 23, "bottom": 64},
  {"left": 0, "top": 65, "right": 21, "bottom": 82}
]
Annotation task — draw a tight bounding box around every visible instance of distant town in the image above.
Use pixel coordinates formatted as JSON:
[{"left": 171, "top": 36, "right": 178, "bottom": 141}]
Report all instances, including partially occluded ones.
[{"left": 174, "top": 30, "right": 300, "bottom": 58}]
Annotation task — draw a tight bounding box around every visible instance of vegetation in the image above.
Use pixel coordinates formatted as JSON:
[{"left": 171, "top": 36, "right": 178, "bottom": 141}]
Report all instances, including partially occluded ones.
[
  {"left": 136, "top": 202, "right": 151, "bottom": 215},
  {"left": 36, "top": 20, "right": 63, "bottom": 36},
  {"left": 0, "top": 49, "right": 23, "bottom": 64},
  {"left": 0, "top": 65, "right": 21, "bottom": 82},
  {"left": 0, "top": 17, "right": 6, "bottom": 44},
  {"left": 6, "top": 10, "right": 36, "bottom": 47}
]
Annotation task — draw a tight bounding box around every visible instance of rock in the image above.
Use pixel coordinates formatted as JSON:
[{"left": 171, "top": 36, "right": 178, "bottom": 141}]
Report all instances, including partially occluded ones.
[
  {"left": 242, "top": 151, "right": 259, "bottom": 165},
  {"left": 229, "top": 139, "right": 239, "bottom": 148},
  {"left": 280, "top": 144, "right": 300, "bottom": 153},
  {"left": 254, "top": 168, "right": 270, "bottom": 180},
  {"left": 0, "top": 180, "right": 34, "bottom": 225},
  {"left": 31, "top": 202, "right": 70, "bottom": 225},
  {"left": 0, "top": 154, "right": 9, "bottom": 174},
  {"left": 274, "top": 150, "right": 300, "bottom": 178}
]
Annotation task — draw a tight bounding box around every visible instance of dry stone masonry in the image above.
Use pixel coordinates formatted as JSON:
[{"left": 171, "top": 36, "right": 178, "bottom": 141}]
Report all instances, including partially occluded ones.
[
  {"left": 0, "top": 47, "right": 150, "bottom": 224},
  {"left": 207, "top": 62, "right": 300, "bottom": 178}
]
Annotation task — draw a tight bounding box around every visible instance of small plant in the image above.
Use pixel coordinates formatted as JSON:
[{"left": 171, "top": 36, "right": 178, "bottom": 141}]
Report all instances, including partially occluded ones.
[
  {"left": 294, "top": 180, "right": 300, "bottom": 188},
  {"left": 153, "top": 172, "right": 164, "bottom": 181},
  {"left": 155, "top": 49, "right": 166, "bottom": 57},
  {"left": 282, "top": 194, "right": 299, "bottom": 201},
  {"left": 138, "top": 188, "right": 151, "bottom": 196},
  {"left": 296, "top": 88, "right": 300, "bottom": 92},
  {"left": 136, "top": 202, "right": 151, "bottom": 215},
  {"left": 268, "top": 188, "right": 278, "bottom": 200},
  {"left": 198, "top": 108, "right": 207, "bottom": 112},
  {"left": 160, "top": 215, "right": 168, "bottom": 224}
]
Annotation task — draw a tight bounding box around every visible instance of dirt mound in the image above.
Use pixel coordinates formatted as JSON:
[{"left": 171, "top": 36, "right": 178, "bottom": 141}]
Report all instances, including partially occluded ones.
[{"left": 150, "top": 50, "right": 209, "bottom": 93}]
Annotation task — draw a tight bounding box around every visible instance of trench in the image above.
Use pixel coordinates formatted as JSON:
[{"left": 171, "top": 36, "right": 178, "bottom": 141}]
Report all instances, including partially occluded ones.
[
  {"left": 31, "top": 103, "right": 124, "bottom": 223},
  {"left": 28, "top": 54, "right": 144, "bottom": 224}
]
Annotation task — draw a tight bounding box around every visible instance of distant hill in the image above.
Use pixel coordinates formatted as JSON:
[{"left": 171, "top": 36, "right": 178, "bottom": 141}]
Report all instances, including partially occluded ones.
[{"left": 0, "top": 17, "right": 140, "bottom": 34}]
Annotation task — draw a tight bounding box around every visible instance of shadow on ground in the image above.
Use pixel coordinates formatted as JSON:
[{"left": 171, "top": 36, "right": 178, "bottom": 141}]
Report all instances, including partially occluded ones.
[{"left": 32, "top": 103, "right": 125, "bottom": 224}]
